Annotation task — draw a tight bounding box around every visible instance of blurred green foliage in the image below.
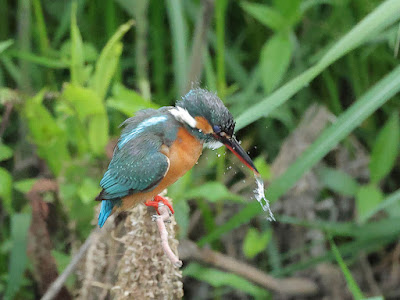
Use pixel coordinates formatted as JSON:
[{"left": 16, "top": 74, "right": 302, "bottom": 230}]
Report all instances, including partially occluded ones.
[{"left": 0, "top": 0, "right": 399, "bottom": 298}]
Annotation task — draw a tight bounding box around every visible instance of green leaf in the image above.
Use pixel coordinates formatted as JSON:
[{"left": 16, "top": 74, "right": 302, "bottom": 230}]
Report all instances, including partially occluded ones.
[
  {"left": 107, "top": 83, "right": 158, "bottom": 116},
  {"left": 329, "top": 236, "right": 364, "bottom": 300},
  {"left": 361, "top": 188, "right": 400, "bottom": 220},
  {"left": 0, "top": 144, "right": 13, "bottom": 161},
  {"left": 186, "top": 182, "right": 244, "bottom": 203},
  {"left": 60, "top": 40, "right": 98, "bottom": 63},
  {"left": 356, "top": 184, "right": 384, "bottom": 224},
  {"left": 88, "top": 114, "right": 109, "bottom": 155},
  {"left": 241, "top": 2, "right": 286, "bottom": 31},
  {"left": 4, "top": 213, "right": 31, "bottom": 300},
  {"left": 63, "top": 83, "right": 105, "bottom": 120},
  {"left": 24, "top": 91, "right": 70, "bottom": 175},
  {"left": 236, "top": 0, "right": 400, "bottom": 130},
  {"left": 91, "top": 20, "right": 134, "bottom": 100},
  {"left": 260, "top": 33, "right": 293, "bottom": 94},
  {"left": 200, "top": 65, "right": 400, "bottom": 246},
  {"left": 77, "top": 178, "right": 101, "bottom": 204},
  {"left": 0, "top": 39, "right": 14, "bottom": 55},
  {"left": 0, "top": 167, "right": 13, "bottom": 213},
  {"left": 14, "top": 179, "right": 38, "bottom": 194},
  {"left": 273, "top": 0, "right": 302, "bottom": 26},
  {"left": 70, "top": 1, "right": 85, "bottom": 85},
  {"left": 319, "top": 167, "right": 359, "bottom": 196},
  {"left": 369, "top": 113, "right": 399, "bottom": 183},
  {"left": 243, "top": 228, "right": 272, "bottom": 259},
  {"left": 183, "top": 263, "right": 269, "bottom": 298}
]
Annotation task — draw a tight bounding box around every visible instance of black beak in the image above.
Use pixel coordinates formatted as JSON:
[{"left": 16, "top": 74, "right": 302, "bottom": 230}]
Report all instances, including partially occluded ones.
[{"left": 222, "top": 135, "right": 259, "bottom": 174}]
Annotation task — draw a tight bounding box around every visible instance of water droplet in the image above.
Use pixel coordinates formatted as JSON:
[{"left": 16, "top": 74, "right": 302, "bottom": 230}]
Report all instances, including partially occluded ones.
[{"left": 254, "top": 175, "right": 275, "bottom": 222}]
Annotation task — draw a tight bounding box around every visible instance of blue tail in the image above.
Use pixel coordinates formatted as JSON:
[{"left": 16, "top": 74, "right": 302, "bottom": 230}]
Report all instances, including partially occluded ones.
[{"left": 98, "top": 200, "right": 115, "bottom": 228}]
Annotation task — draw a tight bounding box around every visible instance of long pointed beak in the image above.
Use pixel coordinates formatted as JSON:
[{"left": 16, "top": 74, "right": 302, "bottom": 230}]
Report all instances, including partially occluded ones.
[{"left": 222, "top": 136, "right": 259, "bottom": 175}]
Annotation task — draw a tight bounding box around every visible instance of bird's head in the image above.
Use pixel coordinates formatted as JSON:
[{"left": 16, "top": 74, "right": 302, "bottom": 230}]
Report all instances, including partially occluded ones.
[{"left": 171, "top": 88, "right": 259, "bottom": 174}]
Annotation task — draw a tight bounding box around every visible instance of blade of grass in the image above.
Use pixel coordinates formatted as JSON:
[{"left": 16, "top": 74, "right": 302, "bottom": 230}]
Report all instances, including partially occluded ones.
[
  {"left": 165, "top": 0, "right": 188, "bottom": 97},
  {"left": 150, "top": 0, "right": 167, "bottom": 100},
  {"left": 185, "top": 0, "right": 215, "bottom": 93},
  {"left": 1, "top": 57, "right": 23, "bottom": 87},
  {"left": 17, "top": 0, "right": 32, "bottom": 93},
  {"left": 8, "top": 50, "right": 69, "bottom": 69},
  {"left": 362, "top": 188, "right": 400, "bottom": 221},
  {"left": 273, "top": 235, "right": 395, "bottom": 277},
  {"left": 0, "top": 39, "right": 14, "bottom": 54},
  {"left": 279, "top": 215, "right": 400, "bottom": 240},
  {"left": 117, "top": 0, "right": 151, "bottom": 98},
  {"left": 134, "top": 0, "right": 151, "bottom": 99},
  {"left": 215, "top": 0, "right": 228, "bottom": 98},
  {"left": 90, "top": 20, "right": 134, "bottom": 100},
  {"left": 53, "top": 1, "right": 73, "bottom": 47},
  {"left": 236, "top": 0, "right": 400, "bottom": 130},
  {"left": 199, "top": 65, "right": 400, "bottom": 246},
  {"left": 70, "top": 1, "right": 85, "bottom": 85},
  {"left": 185, "top": 0, "right": 249, "bottom": 87},
  {"left": 4, "top": 213, "right": 31, "bottom": 300},
  {"left": 32, "top": 0, "right": 49, "bottom": 55},
  {"left": 329, "top": 235, "right": 364, "bottom": 300}
]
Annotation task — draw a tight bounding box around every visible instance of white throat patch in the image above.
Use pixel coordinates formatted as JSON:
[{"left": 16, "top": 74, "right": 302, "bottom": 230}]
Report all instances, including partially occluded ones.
[
  {"left": 169, "top": 107, "right": 197, "bottom": 128},
  {"left": 204, "top": 141, "right": 223, "bottom": 150}
]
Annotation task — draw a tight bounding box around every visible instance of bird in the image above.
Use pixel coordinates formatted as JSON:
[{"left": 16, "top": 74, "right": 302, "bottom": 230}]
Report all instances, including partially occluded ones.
[{"left": 96, "top": 88, "right": 259, "bottom": 227}]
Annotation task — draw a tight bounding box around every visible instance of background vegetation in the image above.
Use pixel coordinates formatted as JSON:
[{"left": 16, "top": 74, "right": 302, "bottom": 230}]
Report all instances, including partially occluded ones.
[{"left": 0, "top": 0, "right": 400, "bottom": 299}]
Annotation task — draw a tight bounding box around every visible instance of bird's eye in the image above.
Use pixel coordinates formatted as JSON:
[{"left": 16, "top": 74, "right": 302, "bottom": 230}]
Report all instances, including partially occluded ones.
[{"left": 213, "top": 125, "right": 221, "bottom": 133}]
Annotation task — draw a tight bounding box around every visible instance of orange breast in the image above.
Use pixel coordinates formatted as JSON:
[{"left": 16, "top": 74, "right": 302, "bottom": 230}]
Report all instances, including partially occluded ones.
[{"left": 119, "top": 127, "right": 203, "bottom": 210}]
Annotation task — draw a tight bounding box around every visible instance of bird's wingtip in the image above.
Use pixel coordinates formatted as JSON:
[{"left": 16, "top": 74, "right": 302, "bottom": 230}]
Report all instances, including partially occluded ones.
[{"left": 98, "top": 200, "right": 114, "bottom": 228}]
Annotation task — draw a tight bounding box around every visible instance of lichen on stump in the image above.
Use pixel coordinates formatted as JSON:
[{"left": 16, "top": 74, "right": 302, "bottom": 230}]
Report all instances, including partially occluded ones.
[
  {"left": 113, "top": 204, "right": 183, "bottom": 299},
  {"left": 77, "top": 203, "right": 183, "bottom": 299}
]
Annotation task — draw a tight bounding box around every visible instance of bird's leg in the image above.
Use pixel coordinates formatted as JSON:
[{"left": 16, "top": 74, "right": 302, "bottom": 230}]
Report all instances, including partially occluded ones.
[
  {"left": 145, "top": 195, "right": 175, "bottom": 215},
  {"left": 153, "top": 204, "right": 183, "bottom": 267},
  {"left": 145, "top": 196, "right": 182, "bottom": 267}
]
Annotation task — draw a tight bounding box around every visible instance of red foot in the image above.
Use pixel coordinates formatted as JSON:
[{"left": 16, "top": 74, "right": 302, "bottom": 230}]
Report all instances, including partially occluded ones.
[{"left": 145, "top": 195, "right": 175, "bottom": 215}]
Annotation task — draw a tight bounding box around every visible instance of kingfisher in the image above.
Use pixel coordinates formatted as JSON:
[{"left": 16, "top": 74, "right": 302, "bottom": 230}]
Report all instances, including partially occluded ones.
[{"left": 96, "top": 88, "right": 259, "bottom": 227}]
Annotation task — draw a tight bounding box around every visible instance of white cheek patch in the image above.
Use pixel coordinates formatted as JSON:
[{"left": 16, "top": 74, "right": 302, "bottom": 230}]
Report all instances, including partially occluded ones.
[
  {"left": 204, "top": 141, "right": 223, "bottom": 150},
  {"left": 169, "top": 107, "right": 197, "bottom": 128}
]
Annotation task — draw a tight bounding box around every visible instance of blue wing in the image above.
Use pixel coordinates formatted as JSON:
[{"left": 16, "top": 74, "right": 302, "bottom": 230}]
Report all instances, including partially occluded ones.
[
  {"left": 97, "top": 134, "right": 169, "bottom": 227},
  {"left": 100, "top": 134, "right": 170, "bottom": 200},
  {"left": 97, "top": 110, "right": 173, "bottom": 227}
]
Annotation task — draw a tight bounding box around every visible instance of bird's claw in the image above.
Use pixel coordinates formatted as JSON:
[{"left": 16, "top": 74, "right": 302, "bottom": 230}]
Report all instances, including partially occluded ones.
[
  {"left": 151, "top": 203, "right": 172, "bottom": 223},
  {"left": 145, "top": 195, "right": 175, "bottom": 215}
]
